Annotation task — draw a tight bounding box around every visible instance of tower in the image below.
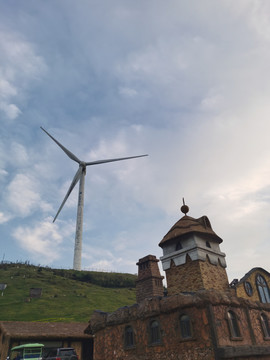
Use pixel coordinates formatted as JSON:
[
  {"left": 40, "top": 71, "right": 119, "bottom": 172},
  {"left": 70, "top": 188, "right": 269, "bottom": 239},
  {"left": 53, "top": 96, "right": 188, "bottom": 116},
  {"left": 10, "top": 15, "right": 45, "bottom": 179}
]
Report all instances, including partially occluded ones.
[
  {"left": 159, "top": 202, "right": 229, "bottom": 295},
  {"left": 136, "top": 255, "right": 164, "bottom": 303}
]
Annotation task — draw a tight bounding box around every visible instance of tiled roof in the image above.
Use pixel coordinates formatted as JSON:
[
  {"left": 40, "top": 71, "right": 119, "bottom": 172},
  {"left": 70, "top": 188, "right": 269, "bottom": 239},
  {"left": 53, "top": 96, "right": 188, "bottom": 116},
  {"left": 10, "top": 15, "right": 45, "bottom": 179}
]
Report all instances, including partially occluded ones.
[
  {"left": 0, "top": 322, "right": 91, "bottom": 339},
  {"left": 159, "top": 215, "right": 223, "bottom": 247}
]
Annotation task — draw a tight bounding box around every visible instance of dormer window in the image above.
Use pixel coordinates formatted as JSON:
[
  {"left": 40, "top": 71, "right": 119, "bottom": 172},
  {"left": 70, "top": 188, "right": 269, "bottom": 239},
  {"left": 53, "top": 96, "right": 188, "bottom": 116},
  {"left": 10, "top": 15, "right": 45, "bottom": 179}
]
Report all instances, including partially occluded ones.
[
  {"left": 176, "top": 241, "right": 183, "bottom": 251},
  {"left": 202, "top": 216, "right": 212, "bottom": 229}
]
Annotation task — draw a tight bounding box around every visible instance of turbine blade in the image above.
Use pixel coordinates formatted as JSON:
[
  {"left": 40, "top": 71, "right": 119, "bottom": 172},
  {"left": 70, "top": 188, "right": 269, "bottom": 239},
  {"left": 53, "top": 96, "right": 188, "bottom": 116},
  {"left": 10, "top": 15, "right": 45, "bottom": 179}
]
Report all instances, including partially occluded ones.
[
  {"left": 41, "top": 126, "right": 81, "bottom": 164},
  {"left": 53, "top": 167, "right": 82, "bottom": 222},
  {"left": 85, "top": 154, "right": 148, "bottom": 166}
]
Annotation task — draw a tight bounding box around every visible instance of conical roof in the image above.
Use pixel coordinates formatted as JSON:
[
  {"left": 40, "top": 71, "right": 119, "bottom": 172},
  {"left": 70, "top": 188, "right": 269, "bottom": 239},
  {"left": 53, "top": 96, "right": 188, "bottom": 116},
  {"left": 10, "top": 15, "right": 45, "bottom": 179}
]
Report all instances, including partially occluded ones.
[{"left": 159, "top": 214, "right": 223, "bottom": 248}]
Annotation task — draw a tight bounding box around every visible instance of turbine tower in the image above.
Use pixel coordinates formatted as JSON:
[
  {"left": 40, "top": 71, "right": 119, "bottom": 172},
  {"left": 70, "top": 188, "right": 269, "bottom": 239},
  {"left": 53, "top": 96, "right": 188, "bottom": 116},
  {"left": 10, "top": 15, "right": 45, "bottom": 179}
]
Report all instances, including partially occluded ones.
[{"left": 41, "top": 127, "right": 147, "bottom": 271}]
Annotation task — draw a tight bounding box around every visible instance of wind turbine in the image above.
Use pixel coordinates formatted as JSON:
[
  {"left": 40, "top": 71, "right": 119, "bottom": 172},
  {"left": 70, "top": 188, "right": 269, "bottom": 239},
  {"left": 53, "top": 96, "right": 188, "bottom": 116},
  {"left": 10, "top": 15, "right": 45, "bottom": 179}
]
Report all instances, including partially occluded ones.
[{"left": 41, "top": 127, "right": 148, "bottom": 271}]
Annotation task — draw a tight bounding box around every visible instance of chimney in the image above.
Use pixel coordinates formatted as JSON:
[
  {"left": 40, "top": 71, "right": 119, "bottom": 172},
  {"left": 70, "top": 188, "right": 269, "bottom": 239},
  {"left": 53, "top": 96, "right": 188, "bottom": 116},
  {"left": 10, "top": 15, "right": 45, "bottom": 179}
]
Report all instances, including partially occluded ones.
[{"left": 136, "top": 255, "right": 164, "bottom": 303}]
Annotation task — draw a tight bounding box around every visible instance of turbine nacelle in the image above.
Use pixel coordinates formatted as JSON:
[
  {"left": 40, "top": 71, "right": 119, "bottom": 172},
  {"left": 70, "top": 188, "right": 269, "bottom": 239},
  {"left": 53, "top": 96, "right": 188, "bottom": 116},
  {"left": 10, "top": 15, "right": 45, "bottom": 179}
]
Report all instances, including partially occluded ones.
[{"left": 80, "top": 162, "right": 87, "bottom": 173}]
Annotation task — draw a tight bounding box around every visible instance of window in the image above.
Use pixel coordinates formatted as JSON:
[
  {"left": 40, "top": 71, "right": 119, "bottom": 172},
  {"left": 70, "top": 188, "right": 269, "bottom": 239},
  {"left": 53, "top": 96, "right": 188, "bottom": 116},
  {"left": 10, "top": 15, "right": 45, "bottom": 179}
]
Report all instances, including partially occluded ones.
[
  {"left": 261, "top": 313, "right": 270, "bottom": 338},
  {"left": 256, "top": 274, "right": 270, "bottom": 303},
  {"left": 176, "top": 241, "right": 182, "bottom": 251},
  {"left": 180, "top": 314, "right": 192, "bottom": 339},
  {"left": 227, "top": 310, "right": 241, "bottom": 338},
  {"left": 244, "top": 281, "right": 253, "bottom": 297},
  {"left": 124, "top": 325, "right": 135, "bottom": 348},
  {"left": 150, "top": 320, "right": 161, "bottom": 344},
  {"left": 206, "top": 241, "right": 211, "bottom": 248}
]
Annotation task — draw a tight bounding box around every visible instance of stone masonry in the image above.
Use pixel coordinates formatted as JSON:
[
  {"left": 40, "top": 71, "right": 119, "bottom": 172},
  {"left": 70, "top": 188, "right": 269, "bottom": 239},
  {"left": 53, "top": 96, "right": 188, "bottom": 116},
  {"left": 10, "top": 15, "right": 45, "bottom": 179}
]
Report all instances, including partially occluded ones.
[
  {"left": 136, "top": 255, "right": 164, "bottom": 303},
  {"left": 85, "top": 289, "right": 270, "bottom": 360},
  {"left": 166, "top": 255, "right": 229, "bottom": 295}
]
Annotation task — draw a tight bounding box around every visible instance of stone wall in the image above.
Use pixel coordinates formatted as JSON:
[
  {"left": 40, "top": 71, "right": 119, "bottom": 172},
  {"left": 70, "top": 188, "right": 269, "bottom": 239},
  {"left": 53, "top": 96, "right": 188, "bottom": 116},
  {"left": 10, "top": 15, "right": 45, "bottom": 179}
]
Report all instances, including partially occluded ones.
[
  {"left": 89, "top": 294, "right": 215, "bottom": 360},
  {"left": 86, "top": 289, "right": 270, "bottom": 360},
  {"left": 166, "top": 256, "right": 229, "bottom": 295}
]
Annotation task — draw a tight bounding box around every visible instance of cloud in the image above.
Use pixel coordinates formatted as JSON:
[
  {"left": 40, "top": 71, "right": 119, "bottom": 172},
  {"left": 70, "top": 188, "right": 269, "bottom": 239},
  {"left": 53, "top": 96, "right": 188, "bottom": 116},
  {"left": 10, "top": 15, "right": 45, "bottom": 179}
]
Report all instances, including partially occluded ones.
[
  {"left": 118, "top": 87, "right": 138, "bottom": 98},
  {"left": 0, "top": 212, "right": 12, "bottom": 224},
  {"left": 0, "top": 30, "right": 47, "bottom": 121},
  {"left": 2, "top": 0, "right": 270, "bottom": 281},
  {"left": 0, "top": 102, "right": 21, "bottom": 120},
  {"left": 12, "top": 218, "right": 65, "bottom": 264},
  {"left": 6, "top": 173, "right": 51, "bottom": 217},
  {"left": 83, "top": 245, "right": 137, "bottom": 273},
  {"left": 0, "top": 169, "right": 8, "bottom": 179},
  {"left": 10, "top": 142, "right": 29, "bottom": 165}
]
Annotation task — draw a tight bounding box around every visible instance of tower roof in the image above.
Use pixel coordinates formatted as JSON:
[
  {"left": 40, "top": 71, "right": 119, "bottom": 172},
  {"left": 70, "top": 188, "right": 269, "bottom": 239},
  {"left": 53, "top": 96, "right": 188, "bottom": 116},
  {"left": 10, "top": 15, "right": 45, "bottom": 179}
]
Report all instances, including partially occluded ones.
[{"left": 159, "top": 214, "right": 223, "bottom": 248}]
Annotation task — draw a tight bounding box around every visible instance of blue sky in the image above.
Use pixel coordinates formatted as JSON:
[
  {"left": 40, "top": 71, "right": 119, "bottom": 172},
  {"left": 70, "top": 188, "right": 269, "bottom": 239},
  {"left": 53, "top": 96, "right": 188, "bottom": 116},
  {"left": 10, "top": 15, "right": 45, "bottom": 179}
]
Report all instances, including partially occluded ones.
[{"left": 1, "top": 0, "right": 270, "bottom": 282}]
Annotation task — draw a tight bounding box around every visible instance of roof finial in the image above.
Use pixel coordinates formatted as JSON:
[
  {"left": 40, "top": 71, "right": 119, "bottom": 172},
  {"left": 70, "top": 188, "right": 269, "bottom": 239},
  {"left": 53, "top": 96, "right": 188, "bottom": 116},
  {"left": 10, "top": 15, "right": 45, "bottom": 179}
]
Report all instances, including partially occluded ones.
[{"left": 181, "top": 197, "right": 189, "bottom": 215}]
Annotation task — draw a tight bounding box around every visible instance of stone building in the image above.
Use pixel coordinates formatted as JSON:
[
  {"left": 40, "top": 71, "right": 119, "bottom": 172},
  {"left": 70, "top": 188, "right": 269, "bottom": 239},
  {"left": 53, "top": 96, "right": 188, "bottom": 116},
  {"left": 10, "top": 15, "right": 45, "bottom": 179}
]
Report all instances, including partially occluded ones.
[{"left": 85, "top": 203, "right": 270, "bottom": 360}]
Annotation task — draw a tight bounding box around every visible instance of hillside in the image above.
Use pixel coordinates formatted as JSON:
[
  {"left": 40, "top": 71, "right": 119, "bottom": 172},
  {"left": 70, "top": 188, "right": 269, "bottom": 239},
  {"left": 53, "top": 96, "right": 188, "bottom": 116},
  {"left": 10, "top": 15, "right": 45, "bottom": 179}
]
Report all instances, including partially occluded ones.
[{"left": 0, "top": 263, "right": 137, "bottom": 322}]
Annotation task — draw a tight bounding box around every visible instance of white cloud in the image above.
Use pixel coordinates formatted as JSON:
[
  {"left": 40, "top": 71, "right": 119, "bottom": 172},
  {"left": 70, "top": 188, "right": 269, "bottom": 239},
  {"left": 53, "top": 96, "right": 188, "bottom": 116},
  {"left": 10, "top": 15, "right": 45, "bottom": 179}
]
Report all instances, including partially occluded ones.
[
  {"left": 2, "top": 0, "right": 270, "bottom": 280},
  {"left": 88, "top": 138, "right": 128, "bottom": 161},
  {"left": 0, "top": 30, "right": 47, "bottom": 121},
  {"left": 12, "top": 218, "right": 63, "bottom": 263},
  {"left": 6, "top": 173, "right": 51, "bottom": 217},
  {"left": 0, "top": 102, "right": 21, "bottom": 120},
  {"left": 200, "top": 93, "right": 224, "bottom": 111},
  {"left": 245, "top": 0, "right": 270, "bottom": 41},
  {"left": 0, "top": 169, "right": 8, "bottom": 178},
  {"left": 0, "top": 78, "right": 17, "bottom": 98},
  {"left": 118, "top": 87, "right": 138, "bottom": 98},
  {"left": 10, "top": 142, "right": 29, "bottom": 165},
  {"left": 0, "top": 212, "right": 12, "bottom": 224}
]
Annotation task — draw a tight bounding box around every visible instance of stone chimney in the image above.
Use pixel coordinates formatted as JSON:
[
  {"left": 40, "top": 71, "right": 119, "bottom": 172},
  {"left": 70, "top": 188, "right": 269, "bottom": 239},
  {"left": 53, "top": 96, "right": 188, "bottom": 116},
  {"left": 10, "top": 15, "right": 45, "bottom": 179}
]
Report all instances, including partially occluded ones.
[{"left": 136, "top": 254, "right": 164, "bottom": 303}]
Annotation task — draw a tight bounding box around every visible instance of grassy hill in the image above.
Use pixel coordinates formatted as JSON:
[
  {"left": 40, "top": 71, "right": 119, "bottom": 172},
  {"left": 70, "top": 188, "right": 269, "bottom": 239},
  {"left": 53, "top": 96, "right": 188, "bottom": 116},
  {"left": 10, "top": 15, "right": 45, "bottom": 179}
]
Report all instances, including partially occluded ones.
[{"left": 0, "top": 263, "right": 137, "bottom": 322}]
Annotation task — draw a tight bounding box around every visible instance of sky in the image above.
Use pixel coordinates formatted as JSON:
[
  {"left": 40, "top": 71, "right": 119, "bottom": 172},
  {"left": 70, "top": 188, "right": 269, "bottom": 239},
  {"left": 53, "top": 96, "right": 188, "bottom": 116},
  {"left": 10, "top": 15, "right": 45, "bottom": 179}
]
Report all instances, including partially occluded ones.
[{"left": 1, "top": 0, "right": 270, "bottom": 283}]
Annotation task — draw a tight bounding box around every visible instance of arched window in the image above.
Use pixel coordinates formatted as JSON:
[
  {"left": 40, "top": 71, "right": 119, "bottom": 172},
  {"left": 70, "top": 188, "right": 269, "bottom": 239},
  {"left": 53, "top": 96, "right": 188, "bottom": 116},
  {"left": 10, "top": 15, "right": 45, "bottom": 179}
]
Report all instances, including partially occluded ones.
[
  {"left": 261, "top": 313, "right": 270, "bottom": 338},
  {"left": 180, "top": 314, "right": 192, "bottom": 339},
  {"left": 256, "top": 274, "right": 270, "bottom": 303},
  {"left": 150, "top": 320, "right": 161, "bottom": 344},
  {"left": 124, "top": 325, "right": 134, "bottom": 348},
  {"left": 227, "top": 310, "right": 241, "bottom": 338}
]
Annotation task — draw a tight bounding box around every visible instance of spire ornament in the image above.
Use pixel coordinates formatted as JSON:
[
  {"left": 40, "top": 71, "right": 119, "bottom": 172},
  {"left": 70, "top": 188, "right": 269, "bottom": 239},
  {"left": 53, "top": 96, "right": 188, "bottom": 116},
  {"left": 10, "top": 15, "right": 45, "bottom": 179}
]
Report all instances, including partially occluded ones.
[{"left": 181, "top": 198, "right": 189, "bottom": 215}]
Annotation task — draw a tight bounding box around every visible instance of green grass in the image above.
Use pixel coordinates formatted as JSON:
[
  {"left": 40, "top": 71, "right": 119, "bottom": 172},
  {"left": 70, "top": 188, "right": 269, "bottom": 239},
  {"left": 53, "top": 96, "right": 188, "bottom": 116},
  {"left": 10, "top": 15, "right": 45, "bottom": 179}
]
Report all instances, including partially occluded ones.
[{"left": 0, "top": 263, "right": 136, "bottom": 322}]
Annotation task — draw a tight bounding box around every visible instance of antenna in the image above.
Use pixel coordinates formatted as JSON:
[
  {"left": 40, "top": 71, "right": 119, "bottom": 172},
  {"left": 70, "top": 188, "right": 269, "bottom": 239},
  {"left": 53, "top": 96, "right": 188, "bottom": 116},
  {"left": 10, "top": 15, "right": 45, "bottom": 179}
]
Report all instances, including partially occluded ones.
[{"left": 41, "top": 127, "right": 148, "bottom": 270}]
